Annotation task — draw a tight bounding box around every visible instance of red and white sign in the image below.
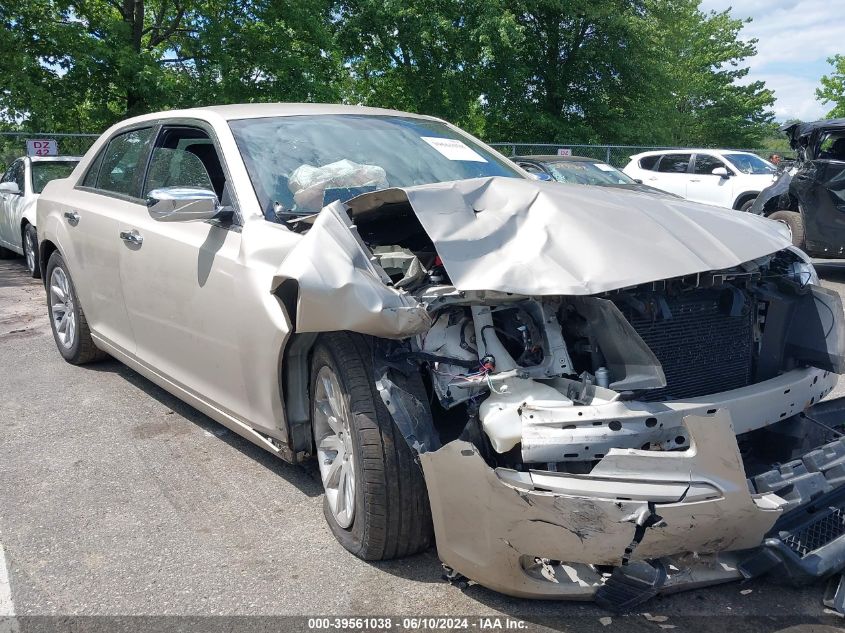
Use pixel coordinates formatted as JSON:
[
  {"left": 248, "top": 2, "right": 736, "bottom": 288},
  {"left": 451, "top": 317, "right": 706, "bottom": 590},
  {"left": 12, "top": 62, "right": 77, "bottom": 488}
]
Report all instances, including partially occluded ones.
[
  {"left": 556, "top": 148, "right": 572, "bottom": 157},
  {"left": 26, "top": 139, "right": 58, "bottom": 156}
]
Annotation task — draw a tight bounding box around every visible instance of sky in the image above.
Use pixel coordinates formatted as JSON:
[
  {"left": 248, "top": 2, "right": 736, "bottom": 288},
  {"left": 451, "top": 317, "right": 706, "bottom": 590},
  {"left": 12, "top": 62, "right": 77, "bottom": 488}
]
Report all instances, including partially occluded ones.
[{"left": 699, "top": 0, "right": 844, "bottom": 121}]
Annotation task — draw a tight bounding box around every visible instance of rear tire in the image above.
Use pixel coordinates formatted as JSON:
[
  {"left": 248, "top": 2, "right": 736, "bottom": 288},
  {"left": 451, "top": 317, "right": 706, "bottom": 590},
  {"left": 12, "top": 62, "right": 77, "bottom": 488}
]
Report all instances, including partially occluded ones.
[
  {"left": 23, "top": 224, "right": 40, "bottom": 278},
  {"left": 310, "top": 332, "right": 433, "bottom": 560},
  {"left": 46, "top": 251, "right": 107, "bottom": 364},
  {"left": 769, "top": 210, "right": 805, "bottom": 249}
]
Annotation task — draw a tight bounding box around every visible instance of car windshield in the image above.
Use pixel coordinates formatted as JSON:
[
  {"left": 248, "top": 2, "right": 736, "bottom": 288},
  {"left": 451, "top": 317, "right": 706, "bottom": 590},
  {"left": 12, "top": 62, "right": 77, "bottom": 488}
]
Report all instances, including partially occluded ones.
[
  {"left": 31, "top": 161, "right": 78, "bottom": 193},
  {"left": 545, "top": 160, "right": 636, "bottom": 185},
  {"left": 722, "top": 153, "right": 775, "bottom": 175},
  {"left": 229, "top": 114, "right": 522, "bottom": 218}
]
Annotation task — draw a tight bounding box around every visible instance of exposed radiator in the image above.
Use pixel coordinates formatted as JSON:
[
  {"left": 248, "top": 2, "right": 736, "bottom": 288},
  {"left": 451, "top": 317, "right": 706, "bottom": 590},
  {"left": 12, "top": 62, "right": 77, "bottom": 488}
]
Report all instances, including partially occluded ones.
[{"left": 616, "top": 290, "right": 755, "bottom": 401}]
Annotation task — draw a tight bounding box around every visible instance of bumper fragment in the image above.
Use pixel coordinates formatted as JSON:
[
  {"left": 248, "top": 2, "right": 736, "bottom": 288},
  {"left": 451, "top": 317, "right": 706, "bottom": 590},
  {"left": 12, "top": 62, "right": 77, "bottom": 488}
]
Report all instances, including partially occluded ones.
[
  {"left": 420, "top": 409, "right": 783, "bottom": 599},
  {"left": 422, "top": 400, "right": 845, "bottom": 606}
]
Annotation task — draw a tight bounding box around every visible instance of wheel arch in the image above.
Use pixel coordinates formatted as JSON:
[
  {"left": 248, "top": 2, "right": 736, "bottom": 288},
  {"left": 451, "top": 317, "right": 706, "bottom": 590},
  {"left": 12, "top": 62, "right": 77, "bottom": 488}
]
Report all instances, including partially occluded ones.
[
  {"left": 733, "top": 191, "right": 760, "bottom": 210},
  {"left": 276, "top": 278, "right": 319, "bottom": 460},
  {"left": 39, "top": 238, "right": 59, "bottom": 282}
]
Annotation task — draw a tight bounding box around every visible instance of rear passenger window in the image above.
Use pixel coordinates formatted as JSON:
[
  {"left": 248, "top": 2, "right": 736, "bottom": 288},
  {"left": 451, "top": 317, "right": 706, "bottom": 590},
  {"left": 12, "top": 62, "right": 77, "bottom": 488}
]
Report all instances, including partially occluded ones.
[
  {"left": 95, "top": 128, "right": 155, "bottom": 198},
  {"left": 639, "top": 155, "right": 660, "bottom": 170},
  {"left": 657, "top": 154, "right": 691, "bottom": 173},
  {"left": 81, "top": 150, "right": 106, "bottom": 187}
]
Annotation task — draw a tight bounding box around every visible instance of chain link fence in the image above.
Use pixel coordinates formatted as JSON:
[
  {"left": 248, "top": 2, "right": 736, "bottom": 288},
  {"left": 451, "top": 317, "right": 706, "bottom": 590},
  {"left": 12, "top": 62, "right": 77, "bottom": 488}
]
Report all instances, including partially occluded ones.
[
  {"left": 0, "top": 132, "right": 99, "bottom": 173},
  {"left": 488, "top": 143, "right": 770, "bottom": 168},
  {"left": 0, "top": 133, "right": 772, "bottom": 174}
]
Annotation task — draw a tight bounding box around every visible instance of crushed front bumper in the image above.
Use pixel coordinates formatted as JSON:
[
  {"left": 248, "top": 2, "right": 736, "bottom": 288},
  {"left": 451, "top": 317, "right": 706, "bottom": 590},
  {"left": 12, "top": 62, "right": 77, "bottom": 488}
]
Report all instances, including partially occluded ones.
[{"left": 420, "top": 371, "right": 845, "bottom": 603}]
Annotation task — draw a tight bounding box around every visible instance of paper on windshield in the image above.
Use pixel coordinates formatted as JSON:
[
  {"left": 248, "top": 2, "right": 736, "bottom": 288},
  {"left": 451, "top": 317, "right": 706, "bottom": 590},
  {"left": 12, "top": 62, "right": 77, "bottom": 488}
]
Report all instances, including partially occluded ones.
[{"left": 421, "top": 137, "right": 487, "bottom": 162}]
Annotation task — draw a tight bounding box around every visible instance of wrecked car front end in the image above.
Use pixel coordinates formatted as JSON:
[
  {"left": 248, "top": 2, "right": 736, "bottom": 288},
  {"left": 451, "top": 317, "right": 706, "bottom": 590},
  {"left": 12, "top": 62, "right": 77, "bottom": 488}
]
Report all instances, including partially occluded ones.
[
  {"left": 751, "top": 118, "right": 845, "bottom": 258},
  {"left": 277, "top": 177, "right": 845, "bottom": 607}
]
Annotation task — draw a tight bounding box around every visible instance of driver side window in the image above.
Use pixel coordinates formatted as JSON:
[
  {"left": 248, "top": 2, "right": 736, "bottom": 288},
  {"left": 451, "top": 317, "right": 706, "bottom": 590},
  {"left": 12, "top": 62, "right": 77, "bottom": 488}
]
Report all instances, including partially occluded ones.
[
  {"left": 693, "top": 154, "right": 728, "bottom": 175},
  {"left": 144, "top": 149, "right": 214, "bottom": 195},
  {"left": 143, "top": 127, "right": 228, "bottom": 202}
]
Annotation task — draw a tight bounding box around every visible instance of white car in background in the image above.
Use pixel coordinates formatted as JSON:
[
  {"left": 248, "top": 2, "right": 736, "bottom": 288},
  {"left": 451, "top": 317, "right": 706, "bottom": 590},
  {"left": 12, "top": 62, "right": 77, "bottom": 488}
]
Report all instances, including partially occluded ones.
[
  {"left": 0, "top": 155, "right": 80, "bottom": 277},
  {"left": 623, "top": 149, "right": 777, "bottom": 212}
]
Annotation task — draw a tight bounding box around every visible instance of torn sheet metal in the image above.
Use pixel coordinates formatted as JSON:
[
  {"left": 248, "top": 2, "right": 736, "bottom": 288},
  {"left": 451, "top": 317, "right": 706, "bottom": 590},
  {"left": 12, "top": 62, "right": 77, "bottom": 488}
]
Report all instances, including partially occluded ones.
[
  {"left": 420, "top": 409, "right": 782, "bottom": 599},
  {"left": 346, "top": 177, "right": 791, "bottom": 296},
  {"left": 375, "top": 370, "right": 441, "bottom": 454},
  {"left": 519, "top": 367, "right": 835, "bottom": 463},
  {"left": 272, "top": 201, "right": 431, "bottom": 338},
  {"left": 567, "top": 297, "right": 666, "bottom": 391},
  {"left": 792, "top": 160, "right": 845, "bottom": 254}
]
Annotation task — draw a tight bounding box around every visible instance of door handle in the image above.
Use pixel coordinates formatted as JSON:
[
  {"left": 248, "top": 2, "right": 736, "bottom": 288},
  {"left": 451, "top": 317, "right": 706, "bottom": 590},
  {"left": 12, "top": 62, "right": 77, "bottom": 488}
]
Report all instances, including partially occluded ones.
[
  {"left": 119, "top": 230, "right": 143, "bottom": 246},
  {"left": 690, "top": 178, "right": 701, "bottom": 182},
  {"left": 648, "top": 177, "right": 658, "bottom": 181},
  {"left": 64, "top": 211, "right": 80, "bottom": 226}
]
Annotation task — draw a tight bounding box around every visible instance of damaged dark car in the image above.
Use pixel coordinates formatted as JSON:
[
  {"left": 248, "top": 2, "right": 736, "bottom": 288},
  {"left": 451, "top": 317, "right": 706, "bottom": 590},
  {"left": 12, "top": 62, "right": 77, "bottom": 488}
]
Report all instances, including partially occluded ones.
[{"left": 751, "top": 118, "right": 845, "bottom": 257}]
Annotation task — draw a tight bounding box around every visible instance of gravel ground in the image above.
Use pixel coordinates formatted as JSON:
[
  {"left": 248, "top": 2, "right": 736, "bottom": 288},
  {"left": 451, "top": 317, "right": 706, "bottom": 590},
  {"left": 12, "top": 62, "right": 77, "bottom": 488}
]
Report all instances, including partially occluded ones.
[{"left": 2, "top": 256, "right": 845, "bottom": 633}]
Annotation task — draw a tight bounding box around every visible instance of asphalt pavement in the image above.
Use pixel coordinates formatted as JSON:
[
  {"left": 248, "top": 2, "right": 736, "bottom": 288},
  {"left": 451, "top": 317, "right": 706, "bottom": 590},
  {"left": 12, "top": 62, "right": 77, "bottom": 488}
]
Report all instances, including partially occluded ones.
[{"left": 3, "top": 256, "right": 845, "bottom": 632}]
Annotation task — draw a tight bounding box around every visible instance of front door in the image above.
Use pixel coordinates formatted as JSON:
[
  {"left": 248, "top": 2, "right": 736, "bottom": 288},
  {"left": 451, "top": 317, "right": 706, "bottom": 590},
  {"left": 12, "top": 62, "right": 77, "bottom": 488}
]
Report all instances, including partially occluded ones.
[
  {"left": 117, "top": 125, "right": 255, "bottom": 427},
  {"left": 0, "top": 160, "right": 25, "bottom": 251},
  {"left": 688, "top": 154, "right": 734, "bottom": 208}
]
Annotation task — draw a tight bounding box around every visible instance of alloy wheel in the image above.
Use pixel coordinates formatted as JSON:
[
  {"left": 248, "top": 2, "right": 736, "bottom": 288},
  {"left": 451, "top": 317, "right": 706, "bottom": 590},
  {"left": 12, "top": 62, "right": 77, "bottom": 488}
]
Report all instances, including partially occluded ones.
[
  {"left": 24, "top": 230, "right": 36, "bottom": 274},
  {"left": 313, "top": 365, "right": 356, "bottom": 528},
  {"left": 49, "top": 266, "right": 76, "bottom": 349}
]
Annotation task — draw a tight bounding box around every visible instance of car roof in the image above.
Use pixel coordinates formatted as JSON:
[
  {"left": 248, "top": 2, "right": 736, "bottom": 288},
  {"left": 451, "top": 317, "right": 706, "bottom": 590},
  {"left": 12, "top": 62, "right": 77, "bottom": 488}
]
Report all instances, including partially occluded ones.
[
  {"left": 26, "top": 156, "right": 82, "bottom": 163},
  {"left": 119, "top": 103, "right": 445, "bottom": 125},
  {"left": 512, "top": 155, "right": 604, "bottom": 163},
  {"left": 629, "top": 149, "right": 755, "bottom": 158}
]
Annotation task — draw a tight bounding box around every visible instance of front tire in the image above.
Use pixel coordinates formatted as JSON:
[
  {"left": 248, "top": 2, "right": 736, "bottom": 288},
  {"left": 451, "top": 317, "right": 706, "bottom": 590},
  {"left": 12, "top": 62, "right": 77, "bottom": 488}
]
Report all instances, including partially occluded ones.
[
  {"left": 46, "top": 251, "right": 106, "bottom": 364},
  {"left": 23, "top": 224, "right": 40, "bottom": 278},
  {"left": 769, "top": 210, "right": 805, "bottom": 249},
  {"left": 310, "top": 332, "right": 433, "bottom": 560},
  {"left": 739, "top": 198, "right": 756, "bottom": 213}
]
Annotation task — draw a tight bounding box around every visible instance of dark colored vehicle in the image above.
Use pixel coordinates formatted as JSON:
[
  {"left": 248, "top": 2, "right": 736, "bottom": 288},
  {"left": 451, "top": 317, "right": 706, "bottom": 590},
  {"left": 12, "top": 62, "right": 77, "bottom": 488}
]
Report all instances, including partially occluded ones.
[
  {"left": 751, "top": 119, "right": 845, "bottom": 257},
  {"left": 513, "top": 155, "right": 678, "bottom": 197}
]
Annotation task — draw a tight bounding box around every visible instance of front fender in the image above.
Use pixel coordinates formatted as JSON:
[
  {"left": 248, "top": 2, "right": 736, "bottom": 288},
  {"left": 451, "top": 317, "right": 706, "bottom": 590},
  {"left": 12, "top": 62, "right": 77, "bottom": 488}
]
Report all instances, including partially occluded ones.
[{"left": 271, "top": 201, "right": 431, "bottom": 339}]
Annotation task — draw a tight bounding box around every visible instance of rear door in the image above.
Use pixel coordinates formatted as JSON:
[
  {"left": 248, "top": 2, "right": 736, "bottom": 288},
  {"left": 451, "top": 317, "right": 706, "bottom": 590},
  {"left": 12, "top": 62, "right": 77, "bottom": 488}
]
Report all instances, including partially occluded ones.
[
  {"left": 688, "top": 153, "right": 733, "bottom": 207},
  {"left": 62, "top": 125, "right": 156, "bottom": 354},
  {"left": 648, "top": 154, "right": 693, "bottom": 198},
  {"left": 116, "top": 124, "right": 255, "bottom": 428}
]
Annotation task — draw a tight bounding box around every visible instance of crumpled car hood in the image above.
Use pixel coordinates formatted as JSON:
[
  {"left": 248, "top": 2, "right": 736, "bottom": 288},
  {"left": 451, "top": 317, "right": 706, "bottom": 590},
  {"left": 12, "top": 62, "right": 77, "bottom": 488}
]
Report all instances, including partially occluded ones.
[{"left": 347, "top": 177, "right": 792, "bottom": 296}]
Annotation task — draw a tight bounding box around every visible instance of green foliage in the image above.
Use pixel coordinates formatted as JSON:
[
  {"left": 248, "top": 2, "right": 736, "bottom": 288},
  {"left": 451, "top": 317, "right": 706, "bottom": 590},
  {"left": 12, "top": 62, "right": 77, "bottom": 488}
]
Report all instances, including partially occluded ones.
[
  {"left": 817, "top": 55, "right": 845, "bottom": 119},
  {"left": 1, "top": 0, "right": 776, "bottom": 147},
  {"left": 631, "top": 0, "right": 775, "bottom": 146}
]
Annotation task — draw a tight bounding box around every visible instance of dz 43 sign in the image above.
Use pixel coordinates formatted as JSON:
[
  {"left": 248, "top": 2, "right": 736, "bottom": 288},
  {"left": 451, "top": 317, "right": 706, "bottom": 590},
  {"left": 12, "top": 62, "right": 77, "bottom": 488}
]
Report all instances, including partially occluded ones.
[{"left": 26, "top": 139, "right": 58, "bottom": 156}]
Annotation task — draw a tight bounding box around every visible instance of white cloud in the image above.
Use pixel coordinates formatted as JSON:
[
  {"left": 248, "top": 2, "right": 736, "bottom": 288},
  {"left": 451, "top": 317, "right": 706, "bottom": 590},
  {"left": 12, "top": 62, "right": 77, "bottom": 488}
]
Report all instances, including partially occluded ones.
[
  {"left": 744, "top": 73, "right": 827, "bottom": 120},
  {"left": 699, "top": 0, "right": 843, "bottom": 120}
]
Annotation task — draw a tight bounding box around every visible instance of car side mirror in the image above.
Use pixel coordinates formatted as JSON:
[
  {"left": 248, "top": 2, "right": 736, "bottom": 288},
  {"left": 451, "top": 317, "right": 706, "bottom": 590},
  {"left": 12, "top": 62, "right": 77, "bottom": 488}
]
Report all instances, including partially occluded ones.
[
  {"left": 146, "top": 187, "right": 229, "bottom": 222},
  {"left": 634, "top": 178, "right": 643, "bottom": 184},
  {"left": 0, "top": 182, "right": 21, "bottom": 195},
  {"left": 711, "top": 167, "right": 730, "bottom": 178}
]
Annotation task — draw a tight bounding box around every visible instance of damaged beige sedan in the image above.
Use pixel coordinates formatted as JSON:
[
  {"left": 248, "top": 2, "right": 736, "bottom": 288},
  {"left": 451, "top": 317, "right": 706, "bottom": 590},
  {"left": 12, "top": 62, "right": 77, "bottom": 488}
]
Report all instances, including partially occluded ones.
[{"left": 37, "top": 104, "right": 845, "bottom": 610}]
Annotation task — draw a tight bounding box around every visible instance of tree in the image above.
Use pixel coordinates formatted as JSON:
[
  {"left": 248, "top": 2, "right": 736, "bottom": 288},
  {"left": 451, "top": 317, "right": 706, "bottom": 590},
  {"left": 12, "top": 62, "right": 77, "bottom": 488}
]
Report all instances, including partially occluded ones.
[
  {"left": 817, "top": 55, "right": 845, "bottom": 119},
  {"left": 0, "top": 0, "right": 197, "bottom": 130},
  {"left": 332, "top": 0, "right": 494, "bottom": 132},
  {"left": 477, "top": 0, "right": 652, "bottom": 142},
  {"left": 167, "top": 0, "right": 343, "bottom": 107},
  {"left": 629, "top": 0, "right": 775, "bottom": 147}
]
